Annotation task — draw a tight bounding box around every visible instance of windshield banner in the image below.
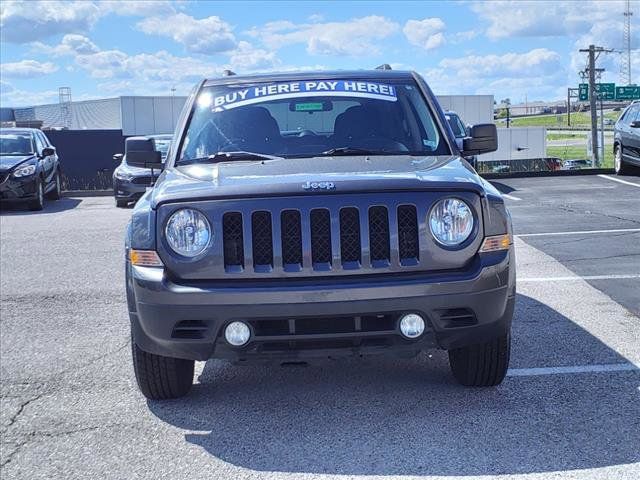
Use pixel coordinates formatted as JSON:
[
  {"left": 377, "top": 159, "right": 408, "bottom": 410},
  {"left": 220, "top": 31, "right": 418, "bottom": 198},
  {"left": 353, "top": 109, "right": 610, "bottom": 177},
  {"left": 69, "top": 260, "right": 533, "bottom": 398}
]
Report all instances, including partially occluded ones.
[{"left": 207, "top": 81, "right": 397, "bottom": 111}]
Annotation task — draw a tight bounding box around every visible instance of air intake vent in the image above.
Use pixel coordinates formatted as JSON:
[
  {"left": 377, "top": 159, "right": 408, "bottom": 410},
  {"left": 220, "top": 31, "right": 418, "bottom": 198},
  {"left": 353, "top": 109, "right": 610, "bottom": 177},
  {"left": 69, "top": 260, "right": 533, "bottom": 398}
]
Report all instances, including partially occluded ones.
[
  {"left": 438, "top": 309, "right": 477, "bottom": 328},
  {"left": 310, "top": 209, "right": 332, "bottom": 265},
  {"left": 281, "top": 210, "right": 302, "bottom": 266},
  {"left": 397, "top": 205, "right": 419, "bottom": 262},
  {"left": 223, "top": 212, "right": 244, "bottom": 269},
  {"left": 369, "top": 206, "right": 390, "bottom": 264},
  {"left": 252, "top": 211, "right": 273, "bottom": 268},
  {"left": 340, "top": 207, "right": 361, "bottom": 265},
  {"left": 171, "top": 320, "right": 208, "bottom": 339}
]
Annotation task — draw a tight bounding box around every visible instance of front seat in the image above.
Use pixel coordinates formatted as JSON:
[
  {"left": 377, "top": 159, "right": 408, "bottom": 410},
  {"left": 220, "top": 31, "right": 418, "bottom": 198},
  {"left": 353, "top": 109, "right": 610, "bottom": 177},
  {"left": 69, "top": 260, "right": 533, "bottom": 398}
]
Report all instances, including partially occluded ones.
[
  {"left": 213, "top": 106, "right": 283, "bottom": 153},
  {"left": 332, "top": 105, "right": 382, "bottom": 145}
]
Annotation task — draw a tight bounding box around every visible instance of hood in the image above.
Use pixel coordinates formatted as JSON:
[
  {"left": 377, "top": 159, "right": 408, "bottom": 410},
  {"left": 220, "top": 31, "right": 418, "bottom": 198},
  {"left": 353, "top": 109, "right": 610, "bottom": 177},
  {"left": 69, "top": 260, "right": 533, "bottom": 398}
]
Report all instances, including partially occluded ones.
[
  {"left": 150, "top": 155, "right": 486, "bottom": 208},
  {"left": 0, "top": 154, "right": 35, "bottom": 172}
]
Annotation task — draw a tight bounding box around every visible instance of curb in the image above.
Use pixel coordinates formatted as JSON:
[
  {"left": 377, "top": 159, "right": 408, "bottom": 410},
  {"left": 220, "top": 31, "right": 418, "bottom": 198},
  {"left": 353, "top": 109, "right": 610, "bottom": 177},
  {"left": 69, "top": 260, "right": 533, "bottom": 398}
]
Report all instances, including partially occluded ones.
[{"left": 63, "top": 190, "right": 113, "bottom": 197}]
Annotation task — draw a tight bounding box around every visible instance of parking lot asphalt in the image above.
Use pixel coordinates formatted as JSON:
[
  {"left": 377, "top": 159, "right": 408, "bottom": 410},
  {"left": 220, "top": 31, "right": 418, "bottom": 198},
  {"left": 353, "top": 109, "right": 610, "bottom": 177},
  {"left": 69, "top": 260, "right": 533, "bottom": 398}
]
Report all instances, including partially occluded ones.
[{"left": 1, "top": 175, "right": 639, "bottom": 480}]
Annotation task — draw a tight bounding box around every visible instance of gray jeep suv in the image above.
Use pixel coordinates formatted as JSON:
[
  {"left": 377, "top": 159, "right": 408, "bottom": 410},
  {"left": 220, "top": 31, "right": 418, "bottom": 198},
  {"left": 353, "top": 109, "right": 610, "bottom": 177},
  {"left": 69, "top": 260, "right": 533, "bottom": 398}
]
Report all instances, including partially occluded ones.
[{"left": 124, "top": 70, "right": 515, "bottom": 399}]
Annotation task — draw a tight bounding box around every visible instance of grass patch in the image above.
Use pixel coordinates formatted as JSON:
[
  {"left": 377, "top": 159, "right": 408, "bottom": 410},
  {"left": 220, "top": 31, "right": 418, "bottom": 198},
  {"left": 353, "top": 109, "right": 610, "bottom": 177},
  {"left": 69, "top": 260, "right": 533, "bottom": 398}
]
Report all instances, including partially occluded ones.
[
  {"left": 547, "top": 145, "right": 614, "bottom": 168},
  {"left": 498, "top": 111, "right": 622, "bottom": 129},
  {"left": 547, "top": 133, "right": 586, "bottom": 141}
]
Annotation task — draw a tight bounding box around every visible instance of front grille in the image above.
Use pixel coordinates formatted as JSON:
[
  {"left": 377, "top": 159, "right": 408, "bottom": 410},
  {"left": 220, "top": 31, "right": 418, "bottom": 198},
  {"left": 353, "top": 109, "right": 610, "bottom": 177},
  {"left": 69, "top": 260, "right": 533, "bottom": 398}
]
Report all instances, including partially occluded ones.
[
  {"left": 131, "top": 176, "right": 154, "bottom": 185},
  {"left": 310, "top": 209, "right": 332, "bottom": 265},
  {"left": 219, "top": 200, "right": 423, "bottom": 275},
  {"left": 251, "top": 211, "right": 273, "bottom": 268},
  {"left": 340, "top": 207, "right": 361, "bottom": 264},
  {"left": 369, "top": 206, "right": 390, "bottom": 264},
  {"left": 223, "top": 212, "right": 244, "bottom": 269},
  {"left": 249, "top": 314, "right": 397, "bottom": 337},
  {"left": 281, "top": 210, "right": 302, "bottom": 266},
  {"left": 398, "top": 205, "right": 419, "bottom": 261}
]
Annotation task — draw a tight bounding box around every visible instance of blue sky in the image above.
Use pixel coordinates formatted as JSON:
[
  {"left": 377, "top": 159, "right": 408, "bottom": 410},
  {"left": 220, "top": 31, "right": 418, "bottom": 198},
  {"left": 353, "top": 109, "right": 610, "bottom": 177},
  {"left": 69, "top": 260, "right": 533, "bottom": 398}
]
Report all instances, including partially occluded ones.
[{"left": 1, "top": 0, "right": 638, "bottom": 107}]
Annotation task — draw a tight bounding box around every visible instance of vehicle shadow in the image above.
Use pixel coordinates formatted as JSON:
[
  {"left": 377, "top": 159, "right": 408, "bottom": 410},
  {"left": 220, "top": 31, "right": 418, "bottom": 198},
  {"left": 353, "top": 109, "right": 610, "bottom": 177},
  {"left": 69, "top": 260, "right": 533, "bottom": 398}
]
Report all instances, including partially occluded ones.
[
  {"left": 148, "top": 294, "right": 640, "bottom": 476},
  {"left": 0, "top": 197, "right": 82, "bottom": 215}
]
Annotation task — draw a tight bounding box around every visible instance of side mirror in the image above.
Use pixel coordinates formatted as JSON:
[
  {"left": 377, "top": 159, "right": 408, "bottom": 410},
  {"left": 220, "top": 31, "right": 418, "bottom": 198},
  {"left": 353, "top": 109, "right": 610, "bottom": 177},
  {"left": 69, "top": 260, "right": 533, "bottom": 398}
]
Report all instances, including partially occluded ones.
[
  {"left": 113, "top": 153, "right": 123, "bottom": 162},
  {"left": 41, "top": 146, "right": 55, "bottom": 157},
  {"left": 461, "top": 124, "right": 498, "bottom": 156},
  {"left": 125, "top": 137, "right": 162, "bottom": 169},
  {"left": 631, "top": 120, "right": 640, "bottom": 128}
]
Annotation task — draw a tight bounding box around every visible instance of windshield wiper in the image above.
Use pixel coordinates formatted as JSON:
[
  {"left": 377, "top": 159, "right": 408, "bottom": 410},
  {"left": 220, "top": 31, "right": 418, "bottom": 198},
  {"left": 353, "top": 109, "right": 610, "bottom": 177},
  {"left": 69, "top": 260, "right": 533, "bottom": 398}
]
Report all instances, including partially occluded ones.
[
  {"left": 321, "top": 147, "right": 381, "bottom": 156},
  {"left": 179, "top": 151, "right": 284, "bottom": 165}
]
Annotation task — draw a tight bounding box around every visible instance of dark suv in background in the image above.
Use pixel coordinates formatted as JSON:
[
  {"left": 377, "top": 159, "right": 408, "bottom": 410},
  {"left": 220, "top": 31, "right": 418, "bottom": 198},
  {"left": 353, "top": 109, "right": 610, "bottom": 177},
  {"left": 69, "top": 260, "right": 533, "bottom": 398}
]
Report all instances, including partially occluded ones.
[
  {"left": 614, "top": 100, "right": 640, "bottom": 175},
  {"left": 113, "top": 134, "right": 172, "bottom": 207},
  {"left": 0, "top": 128, "right": 62, "bottom": 210}
]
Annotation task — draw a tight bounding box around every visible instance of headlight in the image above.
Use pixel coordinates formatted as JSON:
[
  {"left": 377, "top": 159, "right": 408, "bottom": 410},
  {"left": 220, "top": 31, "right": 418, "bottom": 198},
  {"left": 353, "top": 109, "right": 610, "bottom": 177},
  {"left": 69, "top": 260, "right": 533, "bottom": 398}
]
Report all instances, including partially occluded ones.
[
  {"left": 114, "top": 170, "right": 132, "bottom": 181},
  {"left": 429, "top": 198, "right": 474, "bottom": 246},
  {"left": 13, "top": 164, "right": 36, "bottom": 177},
  {"left": 165, "top": 208, "right": 211, "bottom": 257}
]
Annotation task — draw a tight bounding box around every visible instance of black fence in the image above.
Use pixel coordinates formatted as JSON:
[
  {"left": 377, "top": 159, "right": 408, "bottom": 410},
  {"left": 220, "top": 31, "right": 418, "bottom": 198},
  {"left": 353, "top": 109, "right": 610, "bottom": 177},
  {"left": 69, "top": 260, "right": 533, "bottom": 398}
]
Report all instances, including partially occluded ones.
[{"left": 46, "top": 129, "right": 125, "bottom": 190}]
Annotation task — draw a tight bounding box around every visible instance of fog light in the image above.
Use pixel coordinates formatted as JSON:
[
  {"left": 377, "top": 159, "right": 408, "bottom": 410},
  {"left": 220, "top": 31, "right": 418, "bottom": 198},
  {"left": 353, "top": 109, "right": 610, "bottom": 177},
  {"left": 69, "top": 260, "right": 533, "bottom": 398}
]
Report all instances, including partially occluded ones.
[
  {"left": 399, "top": 313, "right": 425, "bottom": 339},
  {"left": 224, "top": 321, "right": 251, "bottom": 346}
]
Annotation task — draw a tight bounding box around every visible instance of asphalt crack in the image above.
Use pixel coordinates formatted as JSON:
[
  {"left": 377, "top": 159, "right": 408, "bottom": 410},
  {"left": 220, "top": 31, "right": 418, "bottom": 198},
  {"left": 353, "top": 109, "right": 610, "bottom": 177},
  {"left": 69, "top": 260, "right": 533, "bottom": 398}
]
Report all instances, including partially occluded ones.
[{"left": 1, "top": 423, "right": 127, "bottom": 469}]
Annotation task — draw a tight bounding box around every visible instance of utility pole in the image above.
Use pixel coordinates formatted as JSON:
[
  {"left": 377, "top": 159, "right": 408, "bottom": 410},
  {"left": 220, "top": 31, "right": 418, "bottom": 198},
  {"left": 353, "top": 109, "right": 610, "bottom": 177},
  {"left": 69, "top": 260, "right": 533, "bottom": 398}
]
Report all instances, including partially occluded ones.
[{"left": 579, "top": 45, "right": 612, "bottom": 167}]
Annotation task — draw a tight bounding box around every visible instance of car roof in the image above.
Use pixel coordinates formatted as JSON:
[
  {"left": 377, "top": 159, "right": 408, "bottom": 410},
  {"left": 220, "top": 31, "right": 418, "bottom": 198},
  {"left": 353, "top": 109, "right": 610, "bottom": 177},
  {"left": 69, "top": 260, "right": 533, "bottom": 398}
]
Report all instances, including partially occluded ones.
[
  {"left": 0, "top": 128, "right": 38, "bottom": 135},
  {"left": 203, "top": 69, "right": 416, "bottom": 87}
]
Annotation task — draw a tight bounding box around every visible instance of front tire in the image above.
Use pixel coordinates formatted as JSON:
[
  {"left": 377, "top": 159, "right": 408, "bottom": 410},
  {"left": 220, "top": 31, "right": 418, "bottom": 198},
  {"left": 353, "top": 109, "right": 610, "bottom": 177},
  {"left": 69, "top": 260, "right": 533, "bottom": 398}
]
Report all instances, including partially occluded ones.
[
  {"left": 28, "top": 181, "right": 44, "bottom": 211},
  {"left": 614, "top": 145, "right": 631, "bottom": 175},
  {"left": 46, "top": 170, "right": 62, "bottom": 200},
  {"left": 131, "top": 341, "right": 194, "bottom": 400},
  {"left": 448, "top": 333, "right": 510, "bottom": 386},
  {"left": 116, "top": 199, "right": 129, "bottom": 208}
]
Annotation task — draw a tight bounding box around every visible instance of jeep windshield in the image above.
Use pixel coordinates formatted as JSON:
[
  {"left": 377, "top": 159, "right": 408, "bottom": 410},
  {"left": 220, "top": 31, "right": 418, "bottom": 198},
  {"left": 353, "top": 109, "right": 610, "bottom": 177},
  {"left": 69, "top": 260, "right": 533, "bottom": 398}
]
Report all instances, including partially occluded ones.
[{"left": 177, "top": 78, "right": 449, "bottom": 164}]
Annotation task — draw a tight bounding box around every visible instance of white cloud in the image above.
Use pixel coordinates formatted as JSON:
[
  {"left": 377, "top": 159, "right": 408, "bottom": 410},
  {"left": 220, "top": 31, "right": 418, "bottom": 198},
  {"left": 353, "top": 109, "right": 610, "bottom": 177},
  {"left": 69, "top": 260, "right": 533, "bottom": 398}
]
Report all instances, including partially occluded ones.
[
  {"left": 137, "top": 13, "right": 237, "bottom": 54},
  {"left": 1, "top": 59, "right": 59, "bottom": 78},
  {"left": 247, "top": 16, "right": 399, "bottom": 56},
  {"left": 0, "top": 0, "right": 177, "bottom": 44},
  {"left": 0, "top": 0, "right": 102, "bottom": 43},
  {"left": 0, "top": 80, "right": 59, "bottom": 106},
  {"left": 30, "top": 34, "right": 100, "bottom": 57},
  {"left": 471, "top": 0, "right": 628, "bottom": 40},
  {"left": 226, "top": 41, "right": 280, "bottom": 71},
  {"left": 403, "top": 18, "right": 446, "bottom": 51},
  {"left": 423, "top": 48, "right": 565, "bottom": 101}
]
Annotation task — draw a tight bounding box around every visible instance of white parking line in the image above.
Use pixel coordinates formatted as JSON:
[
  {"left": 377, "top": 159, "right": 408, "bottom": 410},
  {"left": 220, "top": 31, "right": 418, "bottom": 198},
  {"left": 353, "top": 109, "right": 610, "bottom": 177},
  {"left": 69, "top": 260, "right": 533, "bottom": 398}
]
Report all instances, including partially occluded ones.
[
  {"left": 501, "top": 193, "right": 522, "bottom": 201},
  {"left": 516, "top": 228, "right": 640, "bottom": 237},
  {"left": 507, "top": 363, "right": 638, "bottom": 377},
  {"left": 598, "top": 174, "right": 640, "bottom": 188},
  {"left": 519, "top": 274, "right": 640, "bottom": 282}
]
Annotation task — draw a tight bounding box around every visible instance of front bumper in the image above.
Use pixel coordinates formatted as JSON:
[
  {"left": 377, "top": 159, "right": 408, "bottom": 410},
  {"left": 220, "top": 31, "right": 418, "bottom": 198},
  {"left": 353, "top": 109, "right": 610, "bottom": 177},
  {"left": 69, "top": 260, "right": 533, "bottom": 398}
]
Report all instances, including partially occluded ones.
[
  {"left": 0, "top": 175, "right": 38, "bottom": 202},
  {"left": 113, "top": 177, "right": 154, "bottom": 201},
  {"left": 128, "top": 249, "right": 515, "bottom": 362}
]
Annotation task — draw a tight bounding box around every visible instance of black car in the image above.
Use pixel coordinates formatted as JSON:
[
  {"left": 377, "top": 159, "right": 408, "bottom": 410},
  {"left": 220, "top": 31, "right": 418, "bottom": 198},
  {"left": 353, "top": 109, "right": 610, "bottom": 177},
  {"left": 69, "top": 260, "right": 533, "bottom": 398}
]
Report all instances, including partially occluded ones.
[
  {"left": 614, "top": 100, "right": 640, "bottom": 175},
  {"left": 0, "top": 128, "right": 62, "bottom": 210},
  {"left": 113, "top": 134, "right": 172, "bottom": 207},
  {"left": 124, "top": 70, "right": 513, "bottom": 400}
]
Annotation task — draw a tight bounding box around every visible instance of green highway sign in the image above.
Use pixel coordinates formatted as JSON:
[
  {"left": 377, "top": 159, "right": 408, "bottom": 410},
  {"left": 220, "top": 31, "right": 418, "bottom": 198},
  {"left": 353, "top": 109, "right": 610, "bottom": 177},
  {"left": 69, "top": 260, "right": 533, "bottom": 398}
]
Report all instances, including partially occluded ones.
[
  {"left": 578, "top": 83, "right": 640, "bottom": 101},
  {"left": 579, "top": 83, "right": 589, "bottom": 101},
  {"left": 616, "top": 85, "right": 640, "bottom": 100}
]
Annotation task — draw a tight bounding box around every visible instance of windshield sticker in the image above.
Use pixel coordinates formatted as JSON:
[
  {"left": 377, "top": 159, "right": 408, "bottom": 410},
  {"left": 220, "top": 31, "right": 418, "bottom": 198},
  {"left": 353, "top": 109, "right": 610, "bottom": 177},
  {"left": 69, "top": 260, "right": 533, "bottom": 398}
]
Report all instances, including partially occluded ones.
[{"left": 209, "top": 81, "right": 397, "bottom": 111}]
